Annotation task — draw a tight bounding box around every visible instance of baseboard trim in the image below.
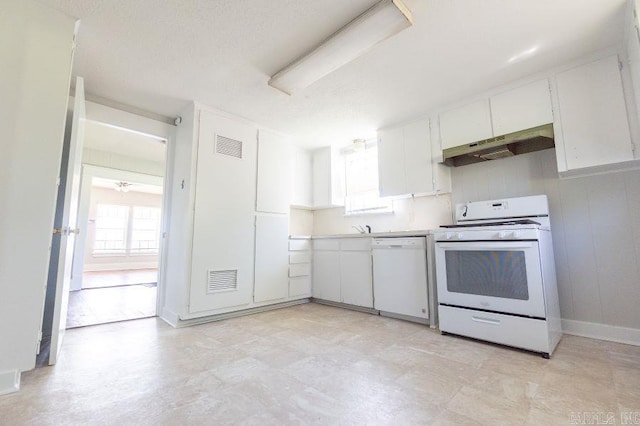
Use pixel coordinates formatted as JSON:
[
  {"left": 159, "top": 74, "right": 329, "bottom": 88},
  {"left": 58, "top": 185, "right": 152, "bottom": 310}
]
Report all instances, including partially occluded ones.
[
  {"left": 0, "top": 370, "right": 20, "bottom": 395},
  {"left": 159, "top": 307, "right": 180, "bottom": 328},
  {"left": 562, "top": 319, "right": 640, "bottom": 346},
  {"left": 173, "top": 299, "right": 310, "bottom": 328},
  {"left": 83, "top": 262, "right": 158, "bottom": 272},
  {"left": 311, "top": 298, "right": 379, "bottom": 315}
]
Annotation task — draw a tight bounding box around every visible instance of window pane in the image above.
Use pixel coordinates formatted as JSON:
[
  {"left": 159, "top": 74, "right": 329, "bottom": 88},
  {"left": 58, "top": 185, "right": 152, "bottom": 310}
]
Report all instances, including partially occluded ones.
[
  {"left": 131, "top": 206, "right": 161, "bottom": 254},
  {"left": 93, "top": 204, "right": 128, "bottom": 255},
  {"left": 343, "top": 143, "right": 392, "bottom": 215}
]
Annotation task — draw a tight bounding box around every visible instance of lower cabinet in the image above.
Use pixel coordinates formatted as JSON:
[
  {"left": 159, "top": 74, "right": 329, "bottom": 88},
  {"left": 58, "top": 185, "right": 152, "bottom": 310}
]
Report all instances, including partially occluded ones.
[
  {"left": 312, "top": 238, "right": 373, "bottom": 308},
  {"left": 289, "top": 239, "right": 312, "bottom": 298}
]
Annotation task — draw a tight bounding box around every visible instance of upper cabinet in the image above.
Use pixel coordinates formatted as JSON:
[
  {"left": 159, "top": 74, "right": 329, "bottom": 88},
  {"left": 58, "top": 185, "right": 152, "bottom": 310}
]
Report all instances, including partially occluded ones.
[
  {"left": 290, "top": 146, "right": 313, "bottom": 208},
  {"left": 439, "top": 80, "right": 553, "bottom": 151},
  {"left": 553, "top": 55, "right": 634, "bottom": 172},
  {"left": 378, "top": 118, "right": 451, "bottom": 197},
  {"left": 439, "top": 99, "right": 493, "bottom": 150},
  {"left": 256, "top": 129, "right": 291, "bottom": 214},
  {"left": 312, "top": 146, "right": 345, "bottom": 208},
  {"left": 491, "top": 79, "right": 554, "bottom": 136}
]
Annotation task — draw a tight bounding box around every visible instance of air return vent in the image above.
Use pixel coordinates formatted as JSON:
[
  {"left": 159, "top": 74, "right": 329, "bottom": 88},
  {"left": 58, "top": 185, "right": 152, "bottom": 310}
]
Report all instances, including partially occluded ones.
[
  {"left": 215, "top": 135, "right": 243, "bottom": 159},
  {"left": 207, "top": 269, "right": 238, "bottom": 293}
]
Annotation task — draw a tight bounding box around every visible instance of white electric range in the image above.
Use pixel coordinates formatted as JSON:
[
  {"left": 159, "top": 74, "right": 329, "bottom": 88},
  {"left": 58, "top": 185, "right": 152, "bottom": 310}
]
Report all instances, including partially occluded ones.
[{"left": 432, "top": 195, "right": 562, "bottom": 358}]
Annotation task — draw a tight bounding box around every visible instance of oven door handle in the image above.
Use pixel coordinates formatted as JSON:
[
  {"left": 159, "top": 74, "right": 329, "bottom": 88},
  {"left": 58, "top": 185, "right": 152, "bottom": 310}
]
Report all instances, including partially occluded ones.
[
  {"left": 471, "top": 316, "right": 501, "bottom": 325},
  {"left": 435, "top": 242, "right": 535, "bottom": 250}
]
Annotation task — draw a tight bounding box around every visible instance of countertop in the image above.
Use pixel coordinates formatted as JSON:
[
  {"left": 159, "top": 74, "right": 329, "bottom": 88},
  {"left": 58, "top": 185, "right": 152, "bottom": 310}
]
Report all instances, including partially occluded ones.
[{"left": 290, "top": 230, "right": 435, "bottom": 239}]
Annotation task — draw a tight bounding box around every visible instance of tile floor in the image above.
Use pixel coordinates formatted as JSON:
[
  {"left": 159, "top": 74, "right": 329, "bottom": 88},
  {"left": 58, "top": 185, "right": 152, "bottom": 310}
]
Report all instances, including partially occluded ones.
[{"left": 2, "top": 303, "right": 639, "bottom": 425}]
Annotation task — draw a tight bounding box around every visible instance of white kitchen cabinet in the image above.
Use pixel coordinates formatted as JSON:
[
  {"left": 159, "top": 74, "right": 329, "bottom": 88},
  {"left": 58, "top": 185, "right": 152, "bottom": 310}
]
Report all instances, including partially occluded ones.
[
  {"left": 338, "top": 238, "right": 373, "bottom": 309},
  {"left": 290, "top": 146, "right": 313, "bottom": 208},
  {"left": 438, "top": 80, "right": 553, "bottom": 152},
  {"left": 254, "top": 215, "right": 289, "bottom": 303},
  {"left": 312, "top": 146, "right": 345, "bottom": 208},
  {"left": 491, "top": 79, "right": 553, "bottom": 136},
  {"left": 188, "top": 110, "right": 258, "bottom": 314},
  {"left": 378, "top": 118, "right": 450, "bottom": 197},
  {"left": 404, "top": 119, "right": 434, "bottom": 195},
  {"left": 256, "top": 130, "right": 291, "bottom": 214},
  {"left": 439, "top": 99, "right": 493, "bottom": 150},
  {"left": 377, "top": 126, "right": 406, "bottom": 197},
  {"left": 312, "top": 238, "right": 373, "bottom": 308},
  {"left": 289, "top": 238, "right": 312, "bottom": 298},
  {"left": 554, "top": 55, "right": 634, "bottom": 172},
  {"left": 312, "top": 249, "right": 341, "bottom": 302}
]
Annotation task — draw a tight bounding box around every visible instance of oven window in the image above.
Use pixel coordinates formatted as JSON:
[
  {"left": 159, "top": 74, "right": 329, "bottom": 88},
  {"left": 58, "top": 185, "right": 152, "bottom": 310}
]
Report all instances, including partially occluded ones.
[{"left": 445, "top": 250, "right": 529, "bottom": 300}]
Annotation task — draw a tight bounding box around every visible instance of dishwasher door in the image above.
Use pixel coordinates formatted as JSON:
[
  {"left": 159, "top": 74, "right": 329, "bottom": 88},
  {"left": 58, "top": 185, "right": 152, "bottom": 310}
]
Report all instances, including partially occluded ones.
[{"left": 372, "top": 237, "right": 429, "bottom": 320}]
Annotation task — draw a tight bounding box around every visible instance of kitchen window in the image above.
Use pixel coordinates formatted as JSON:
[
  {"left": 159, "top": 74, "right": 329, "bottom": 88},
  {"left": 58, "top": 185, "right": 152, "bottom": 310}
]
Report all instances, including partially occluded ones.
[
  {"left": 93, "top": 203, "right": 161, "bottom": 256},
  {"left": 342, "top": 140, "right": 392, "bottom": 215}
]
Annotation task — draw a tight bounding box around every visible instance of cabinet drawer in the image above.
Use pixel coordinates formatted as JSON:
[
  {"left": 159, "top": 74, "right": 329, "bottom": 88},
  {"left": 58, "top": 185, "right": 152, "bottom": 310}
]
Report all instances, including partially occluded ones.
[
  {"left": 313, "top": 239, "right": 340, "bottom": 251},
  {"left": 289, "top": 239, "right": 311, "bottom": 251},
  {"left": 289, "top": 252, "right": 311, "bottom": 264},
  {"left": 340, "top": 238, "right": 372, "bottom": 251},
  {"left": 289, "top": 263, "right": 311, "bottom": 277},
  {"left": 438, "top": 305, "right": 550, "bottom": 353},
  {"left": 289, "top": 276, "right": 311, "bottom": 297}
]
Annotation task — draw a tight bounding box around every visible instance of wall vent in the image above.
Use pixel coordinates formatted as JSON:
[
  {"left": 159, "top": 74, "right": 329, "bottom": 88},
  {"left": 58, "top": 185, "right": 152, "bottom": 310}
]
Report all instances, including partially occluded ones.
[
  {"left": 207, "top": 269, "right": 238, "bottom": 294},
  {"left": 216, "top": 135, "right": 243, "bottom": 159}
]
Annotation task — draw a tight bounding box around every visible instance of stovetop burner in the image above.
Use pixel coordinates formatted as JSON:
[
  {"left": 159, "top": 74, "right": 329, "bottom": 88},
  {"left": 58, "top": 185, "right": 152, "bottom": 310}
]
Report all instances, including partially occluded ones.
[{"left": 440, "top": 219, "right": 541, "bottom": 228}]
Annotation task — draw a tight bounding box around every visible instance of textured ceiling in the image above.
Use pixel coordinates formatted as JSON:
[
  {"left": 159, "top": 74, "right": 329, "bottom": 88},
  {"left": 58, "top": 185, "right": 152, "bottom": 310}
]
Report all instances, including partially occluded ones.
[{"left": 38, "top": 0, "right": 627, "bottom": 148}]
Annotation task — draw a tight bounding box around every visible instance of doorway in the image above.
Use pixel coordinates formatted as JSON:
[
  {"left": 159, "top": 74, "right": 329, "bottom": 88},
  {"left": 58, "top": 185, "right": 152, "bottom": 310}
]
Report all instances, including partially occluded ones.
[
  {"left": 67, "top": 121, "right": 167, "bottom": 328},
  {"left": 38, "top": 92, "right": 175, "bottom": 367},
  {"left": 67, "top": 173, "right": 164, "bottom": 328}
]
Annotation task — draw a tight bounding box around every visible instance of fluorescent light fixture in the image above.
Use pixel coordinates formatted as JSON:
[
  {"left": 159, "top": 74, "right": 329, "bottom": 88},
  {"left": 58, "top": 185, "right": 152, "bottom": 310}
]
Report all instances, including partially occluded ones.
[{"left": 269, "top": 0, "right": 413, "bottom": 95}]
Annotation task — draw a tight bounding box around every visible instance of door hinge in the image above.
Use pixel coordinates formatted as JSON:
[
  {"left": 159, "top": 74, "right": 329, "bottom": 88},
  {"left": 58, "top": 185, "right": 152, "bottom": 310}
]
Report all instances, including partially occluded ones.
[{"left": 619, "top": 60, "right": 624, "bottom": 71}]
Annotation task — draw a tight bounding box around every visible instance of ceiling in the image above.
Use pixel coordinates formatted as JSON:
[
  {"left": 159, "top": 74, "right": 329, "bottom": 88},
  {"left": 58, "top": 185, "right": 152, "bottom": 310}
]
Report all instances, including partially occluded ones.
[
  {"left": 84, "top": 120, "right": 166, "bottom": 163},
  {"left": 92, "top": 177, "right": 163, "bottom": 195},
  {"left": 39, "top": 0, "right": 627, "bottom": 148}
]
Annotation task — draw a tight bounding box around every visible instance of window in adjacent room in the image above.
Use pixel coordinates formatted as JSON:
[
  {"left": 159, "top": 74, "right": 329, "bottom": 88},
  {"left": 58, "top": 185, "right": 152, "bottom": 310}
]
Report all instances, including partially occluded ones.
[
  {"left": 92, "top": 204, "right": 161, "bottom": 255},
  {"left": 342, "top": 139, "right": 392, "bottom": 215}
]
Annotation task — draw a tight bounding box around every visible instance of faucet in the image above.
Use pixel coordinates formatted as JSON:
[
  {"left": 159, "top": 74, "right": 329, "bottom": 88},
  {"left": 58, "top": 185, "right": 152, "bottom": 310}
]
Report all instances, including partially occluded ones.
[{"left": 352, "top": 225, "right": 372, "bottom": 234}]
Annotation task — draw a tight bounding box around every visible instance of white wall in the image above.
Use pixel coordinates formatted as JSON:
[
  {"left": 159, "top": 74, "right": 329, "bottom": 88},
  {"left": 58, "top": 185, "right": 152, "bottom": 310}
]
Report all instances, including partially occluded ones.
[
  {"left": 451, "top": 149, "right": 640, "bottom": 342},
  {"left": 290, "top": 208, "right": 314, "bottom": 236},
  {"left": 312, "top": 194, "right": 452, "bottom": 235},
  {"left": 83, "top": 187, "right": 162, "bottom": 272},
  {"left": 0, "top": 1, "right": 76, "bottom": 393},
  {"left": 82, "top": 147, "right": 165, "bottom": 177}
]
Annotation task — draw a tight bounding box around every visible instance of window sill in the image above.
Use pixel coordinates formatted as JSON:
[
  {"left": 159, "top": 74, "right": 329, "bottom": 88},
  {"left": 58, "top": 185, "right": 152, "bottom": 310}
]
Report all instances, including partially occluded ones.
[{"left": 343, "top": 209, "right": 394, "bottom": 218}]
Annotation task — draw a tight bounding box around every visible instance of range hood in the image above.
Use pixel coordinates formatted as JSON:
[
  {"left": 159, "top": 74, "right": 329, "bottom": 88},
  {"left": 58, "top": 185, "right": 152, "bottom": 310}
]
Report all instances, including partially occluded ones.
[{"left": 442, "top": 123, "right": 555, "bottom": 167}]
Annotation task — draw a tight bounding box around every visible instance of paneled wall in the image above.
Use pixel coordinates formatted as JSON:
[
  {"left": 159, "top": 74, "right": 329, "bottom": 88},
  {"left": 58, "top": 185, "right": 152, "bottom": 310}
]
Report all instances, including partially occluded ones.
[{"left": 451, "top": 149, "right": 640, "bottom": 336}]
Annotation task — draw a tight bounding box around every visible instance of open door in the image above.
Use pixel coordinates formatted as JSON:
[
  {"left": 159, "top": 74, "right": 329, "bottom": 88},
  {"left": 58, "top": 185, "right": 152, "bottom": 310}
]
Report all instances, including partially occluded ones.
[{"left": 49, "top": 77, "right": 86, "bottom": 365}]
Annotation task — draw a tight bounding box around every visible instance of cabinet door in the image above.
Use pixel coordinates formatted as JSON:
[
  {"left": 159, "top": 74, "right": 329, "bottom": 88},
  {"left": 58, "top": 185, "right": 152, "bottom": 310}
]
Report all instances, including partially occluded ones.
[
  {"left": 290, "top": 146, "right": 313, "bottom": 207},
  {"left": 189, "top": 111, "right": 257, "bottom": 313},
  {"left": 439, "top": 99, "right": 493, "bottom": 150},
  {"left": 312, "top": 250, "right": 341, "bottom": 302},
  {"left": 491, "top": 79, "right": 553, "bottom": 136},
  {"left": 403, "top": 119, "right": 433, "bottom": 195},
  {"left": 555, "top": 55, "right": 634, "bottom": 170},
  {"left": 339, "top": 251, "right": 373, "bottom": 308},
  {"left": 377, "top": 127, "right": 406, "bottom": 197},
  {"left": 254, "top": 215, "right": 289, "bottom": 303},
  {"left": 256, "top": 130, "right": 291, "bottom": 214},
  {"left": 312, "top": 147, "right": 331, "bottom": 207}
]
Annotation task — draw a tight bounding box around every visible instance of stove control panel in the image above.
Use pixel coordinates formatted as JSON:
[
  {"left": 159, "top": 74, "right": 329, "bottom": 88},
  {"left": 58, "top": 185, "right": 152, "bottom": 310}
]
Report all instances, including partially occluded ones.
[{"left": 434, "top": 228, "right": 543, "bottom": 242}]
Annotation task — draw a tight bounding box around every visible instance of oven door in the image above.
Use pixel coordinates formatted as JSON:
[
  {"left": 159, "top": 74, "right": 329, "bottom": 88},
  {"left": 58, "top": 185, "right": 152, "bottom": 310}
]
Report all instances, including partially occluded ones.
[{"left": 434, "top": 241, "right": 545, "bottom": 318}]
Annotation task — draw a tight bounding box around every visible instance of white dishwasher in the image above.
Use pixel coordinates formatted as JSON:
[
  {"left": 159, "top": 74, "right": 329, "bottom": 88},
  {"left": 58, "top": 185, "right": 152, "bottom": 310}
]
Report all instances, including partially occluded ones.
[{"left": 372, "top": 237, "right": 429, "bottom": 323}]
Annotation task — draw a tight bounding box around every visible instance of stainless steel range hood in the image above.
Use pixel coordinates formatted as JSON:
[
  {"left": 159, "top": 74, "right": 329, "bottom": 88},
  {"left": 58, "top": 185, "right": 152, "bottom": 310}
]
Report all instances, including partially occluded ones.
[{"left": 442, "top": 123, "right": 555, "bottom": 167}]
